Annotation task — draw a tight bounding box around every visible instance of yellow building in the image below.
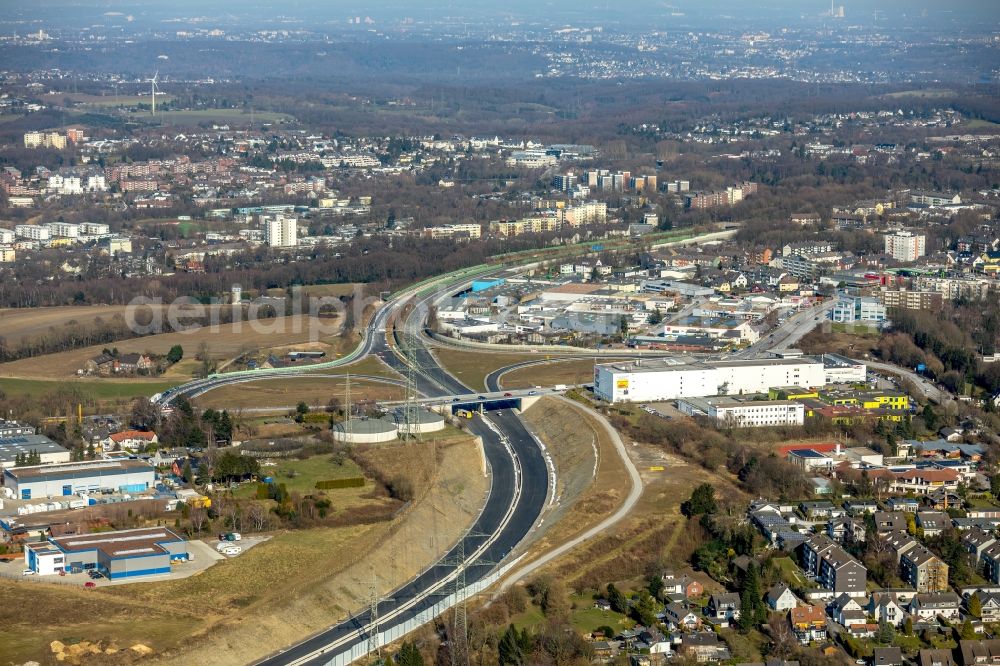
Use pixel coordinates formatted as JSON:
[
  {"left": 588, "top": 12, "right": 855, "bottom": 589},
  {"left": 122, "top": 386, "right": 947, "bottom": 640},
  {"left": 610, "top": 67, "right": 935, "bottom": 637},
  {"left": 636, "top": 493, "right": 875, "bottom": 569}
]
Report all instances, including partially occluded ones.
[
  {"left": 978, "top": 251, "right": 1000, "bottom": 275},
  {"left": 769, "top": 386, "right": 819, "bottom": 400}
]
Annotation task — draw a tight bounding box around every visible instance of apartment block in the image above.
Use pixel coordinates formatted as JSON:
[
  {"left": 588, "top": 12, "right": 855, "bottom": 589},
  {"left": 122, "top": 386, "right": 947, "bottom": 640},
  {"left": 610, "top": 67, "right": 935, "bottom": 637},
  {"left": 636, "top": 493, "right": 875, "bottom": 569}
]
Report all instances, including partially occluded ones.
[{"left": 880, "top": 289, "right": 944, "bottom": 311}]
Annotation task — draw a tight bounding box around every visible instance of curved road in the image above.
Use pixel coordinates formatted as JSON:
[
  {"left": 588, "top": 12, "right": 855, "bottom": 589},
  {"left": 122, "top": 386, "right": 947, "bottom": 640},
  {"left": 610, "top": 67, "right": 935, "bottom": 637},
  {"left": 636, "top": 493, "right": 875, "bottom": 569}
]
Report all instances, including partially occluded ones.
[
  {"left": 156, "top": 229, "right": 737, "bottom": 665},
  {"left": 154, "top": 269, "right": 552, "bottom": 666},
  {"left": 498, "top": 395, "right": 643, "bottom": 591}
]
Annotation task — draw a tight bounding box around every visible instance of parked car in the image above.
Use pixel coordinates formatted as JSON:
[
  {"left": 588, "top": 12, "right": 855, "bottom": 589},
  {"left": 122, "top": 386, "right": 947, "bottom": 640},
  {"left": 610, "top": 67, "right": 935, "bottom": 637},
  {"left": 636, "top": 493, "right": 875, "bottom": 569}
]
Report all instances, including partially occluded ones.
[
  {"left": 528, "top": 390, "right": 537, "bottom": 395},
  {"left": 84, "top": 581, "right": 96, "bottom": 589},
  {"left": 503, "top": 392, "right": 513, "bottom": 397},
  {"left": 21, "top": 569, "right": 34, "bottom": 576}
]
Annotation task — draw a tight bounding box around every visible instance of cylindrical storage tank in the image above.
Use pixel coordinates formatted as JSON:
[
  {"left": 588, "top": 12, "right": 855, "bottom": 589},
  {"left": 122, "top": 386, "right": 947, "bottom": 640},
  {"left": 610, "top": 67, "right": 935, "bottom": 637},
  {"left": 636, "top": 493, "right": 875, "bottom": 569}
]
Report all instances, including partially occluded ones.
[
  {"left": 331, "top": 418, "right": 399, "bottom": 444},
  {"left": 392, "top": 408, "right": 446, "bottom": 435}
]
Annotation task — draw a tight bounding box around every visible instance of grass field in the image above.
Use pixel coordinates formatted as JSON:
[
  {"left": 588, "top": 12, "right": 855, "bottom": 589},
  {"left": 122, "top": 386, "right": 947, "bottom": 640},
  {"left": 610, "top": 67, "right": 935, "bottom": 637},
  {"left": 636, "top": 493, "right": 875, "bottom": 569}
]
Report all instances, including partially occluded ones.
[
  {"left": 126, "top": 108, "right": 295, "bottom": 126},
  {"left": 500, "top": 358, "right": 599, "bottom": 389},
  {"left": 881, "top": 88, "right": 956, "bottom": 99},
  {"left": 962, "top": 118, "right": 1000, "bottom": 130},
  {"left": 233, "top": 455, "right": 368, "bottom": 499},
  {"left": 773, "top": 556, "right": 814, "bottom": 589},
  {"left": 435, "top": 349, "right": 540, "bottom": 391},
  {"left": 0, "top": 377, "right": 179, "bottom": 400},
  {"left": 43, "top": 92, "right": 177, "bottom": 108},
  {"left": 194, "top": 376, "right": 404, "bottom": 410},
  {"left": 567, "top": 594, "right": 635, "bottom": 635}
]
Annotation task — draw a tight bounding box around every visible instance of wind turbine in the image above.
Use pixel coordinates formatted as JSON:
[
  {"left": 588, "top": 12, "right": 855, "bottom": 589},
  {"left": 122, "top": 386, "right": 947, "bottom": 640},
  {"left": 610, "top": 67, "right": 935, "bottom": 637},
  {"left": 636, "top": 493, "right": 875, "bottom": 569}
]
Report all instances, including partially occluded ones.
[{"left": 147, "top": 71, "right": 160, "bottom": 115}]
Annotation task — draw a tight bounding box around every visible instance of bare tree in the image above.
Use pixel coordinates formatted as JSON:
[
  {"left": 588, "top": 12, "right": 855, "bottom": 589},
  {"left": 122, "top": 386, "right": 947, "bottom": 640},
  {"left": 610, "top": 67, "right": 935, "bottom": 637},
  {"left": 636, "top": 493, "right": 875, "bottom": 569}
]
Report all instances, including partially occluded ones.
[
  {"left": 247, "top": 502, "right": 269, "bottom": 532},
  {"left": 766, "top": 612, "right": 798, "bottom": 659},
  {"left": 189, "top": 505, "right": 208, "bottom": 535}
]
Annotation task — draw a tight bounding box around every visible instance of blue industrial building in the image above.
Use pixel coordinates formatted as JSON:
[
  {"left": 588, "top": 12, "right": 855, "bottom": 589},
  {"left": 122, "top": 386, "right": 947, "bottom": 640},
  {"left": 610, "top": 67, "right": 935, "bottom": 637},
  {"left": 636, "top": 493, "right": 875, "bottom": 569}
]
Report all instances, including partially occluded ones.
[
  {"left": 3, "top": 459, "right": 156, "bottom": 500},
  {"left": 27, "top": 527, "right": 188, "bottom": 579}
]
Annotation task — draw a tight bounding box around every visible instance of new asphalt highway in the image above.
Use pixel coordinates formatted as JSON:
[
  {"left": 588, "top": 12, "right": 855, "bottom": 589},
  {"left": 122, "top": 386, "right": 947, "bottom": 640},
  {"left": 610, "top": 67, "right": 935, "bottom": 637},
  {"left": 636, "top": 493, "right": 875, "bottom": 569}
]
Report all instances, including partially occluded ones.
[{"left": 157, "top": 268, "right": 553, "bottom": 666}]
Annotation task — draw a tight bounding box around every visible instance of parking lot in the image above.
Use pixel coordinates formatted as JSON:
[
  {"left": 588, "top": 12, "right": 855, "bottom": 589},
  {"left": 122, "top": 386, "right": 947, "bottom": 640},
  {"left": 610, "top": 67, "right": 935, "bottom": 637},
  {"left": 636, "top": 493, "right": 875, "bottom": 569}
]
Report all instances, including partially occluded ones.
[
  {"left": 208, "top": 534, "right": 271, "bottom": 558},
  {"left": 0, "top": 539, "right": 224, "bottom": 586}
]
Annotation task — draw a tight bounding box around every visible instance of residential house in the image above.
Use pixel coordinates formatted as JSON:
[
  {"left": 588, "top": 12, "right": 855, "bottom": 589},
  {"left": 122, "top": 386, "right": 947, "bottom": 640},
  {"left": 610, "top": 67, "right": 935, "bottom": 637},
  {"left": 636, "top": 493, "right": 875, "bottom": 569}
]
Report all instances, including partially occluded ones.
[
  {"left": 902, "top": 546, "right": 951, "bottom": 593},
  {"left": 844, "top": 500, "right": 879, "bottom": 515},
  {"left": 928, "top": 490, "right": 964, "bottom": 511},
  {"left": 869, "top": 593, "right": 907, "bottom": 627},
  {"left": 919, "top": 649, "right": 956, "bottom": 666},
  {"left": 846, "top": 622, "right": 879, "bottom": 638},
  {"left": 84, "top": 353, "right": 116, "bottom": 376},
  {"left": 871, "top": 647, "right": 904, "bottom": 666},
  {"left": 828, "top": 516, "right": 866, "bottom": 544},
  {"left": 800, "top": 501, "right": 843, "bottom": 519},
  {"left": 661, "top": 572, "right": 704, "bottom": 600},
  {"left": 963, "top": 528, "right": 997, "bottom": 565},
  {"left": 959, "top": 639, "right": 1000, "bottom": 666},
  {"left": 829, "top": 593, "right": 865, "bottom": 626},
  {"left": 678, "top": 632, "right": 730, "bottom": 662},
  {"left": 663, "top": 603, "right": 701, "bottom": 631},
  {"left": 116, "top": 353, "right": 155, "bottom": 374},
  {"left": 800, "top": 534, "right": 839, "bottom": 577},
  {"left": 790, "top": 605, "right": 828, "bottom": 644},
  {"left": 891, "top": 469, "right": 960, "bottom": 496},
  {"left": 982, "top": 543, "right": 1000, "bottom": 584},
  {"left": 766, "top": 583, "right": 798, "bottom": 612},
  {"left": 101, "top": 430, "right": 158, "bottom": 452},
  {"left": 873, "top": 511, "right": 909, "bottom": 535},
  {"left": 887, "top": 497, "right": 921, "bottom": 513},
  {"left": 706, "top": 593, "right": 741, "bottom": 627},
  {"left": 909, "top": 592, "right": 962, "bottom": 621},
  {"left": 885, "top": 532, "right": 920, "bottom": 562},
  {"left": 977, "top": 592, "right": 1000, "bottom": 623},
  {"left": 917, "top": 511, "right": 952, "bottom": 538}
]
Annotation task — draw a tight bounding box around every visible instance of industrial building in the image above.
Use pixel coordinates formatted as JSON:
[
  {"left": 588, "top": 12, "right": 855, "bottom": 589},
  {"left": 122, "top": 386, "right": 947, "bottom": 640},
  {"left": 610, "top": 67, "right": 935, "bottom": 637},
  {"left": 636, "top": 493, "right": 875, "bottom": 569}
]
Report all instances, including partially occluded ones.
[
  {"left": 593, "top": 356, "right": 829, "bottom": 403},
  {"left": 677, "top": 397, "right": 805, "bottom": 427},
  {"left": 25, "top": 527, "right": 187, "bottom": 579},
  {"left": 0, "top": 434, "right": 71, "bottom": 470},
  {"left": 3, "top": 459, "right": 156, "bottom": 500}
]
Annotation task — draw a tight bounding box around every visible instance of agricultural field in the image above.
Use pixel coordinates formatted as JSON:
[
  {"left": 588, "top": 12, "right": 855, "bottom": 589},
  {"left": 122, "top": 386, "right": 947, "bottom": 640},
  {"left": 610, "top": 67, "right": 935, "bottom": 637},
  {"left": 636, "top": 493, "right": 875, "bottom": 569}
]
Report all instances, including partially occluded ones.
[
  {"left": 0, "top": 314, "right": 340, "bottom": 379},
  {"left": 0, "top": 305, "right": 166, "bottom": 349},
  {"left": 125, "top": 108, "right": 294, "bottom": 126},
  {"left": 42, "top": 92, "right": 177, "bottom": 108}
]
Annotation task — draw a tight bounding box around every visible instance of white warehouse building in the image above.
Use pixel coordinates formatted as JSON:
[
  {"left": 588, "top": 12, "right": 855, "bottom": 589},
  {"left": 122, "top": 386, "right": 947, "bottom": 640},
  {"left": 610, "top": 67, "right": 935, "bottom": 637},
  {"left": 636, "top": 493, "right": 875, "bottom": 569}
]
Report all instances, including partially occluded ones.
[
  {"left": 3, "top": 459, "right": 156, "bottom": 500},
  {"left": 677, "top": 397, "right": 805, "bottom": 427},
  {"left": 593, "top": 356, "right": 830, "bottom": 403}
]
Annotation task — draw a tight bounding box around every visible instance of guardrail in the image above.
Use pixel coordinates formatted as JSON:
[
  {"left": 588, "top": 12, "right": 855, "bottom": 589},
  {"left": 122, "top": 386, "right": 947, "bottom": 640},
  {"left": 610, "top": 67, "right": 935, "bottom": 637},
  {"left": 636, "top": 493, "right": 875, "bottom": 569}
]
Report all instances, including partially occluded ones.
[{"left": 315, "top": 559, "right": 520, "bottom": 666}]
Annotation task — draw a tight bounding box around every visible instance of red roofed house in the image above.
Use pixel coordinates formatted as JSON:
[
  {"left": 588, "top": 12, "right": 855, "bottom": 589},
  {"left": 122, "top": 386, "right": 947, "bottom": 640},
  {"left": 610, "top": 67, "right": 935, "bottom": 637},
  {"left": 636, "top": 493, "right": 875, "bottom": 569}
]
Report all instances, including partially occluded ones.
[
  {"left": 890, "top": 469, "right": 959, "bottom": 496},
  {"left": 778, "top": 442, "right": 841, "bottom": 458},
  {"left": 102, "top": 430, "right": 158, "bottom": 452}
]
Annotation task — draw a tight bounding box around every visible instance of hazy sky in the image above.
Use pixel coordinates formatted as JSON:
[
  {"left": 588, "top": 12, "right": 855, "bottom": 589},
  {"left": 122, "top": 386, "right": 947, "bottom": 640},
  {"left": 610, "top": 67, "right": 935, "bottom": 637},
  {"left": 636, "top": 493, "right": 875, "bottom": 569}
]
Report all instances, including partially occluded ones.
[{"left": 6, "top": 0, "right": 998, "bottom": 31}]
